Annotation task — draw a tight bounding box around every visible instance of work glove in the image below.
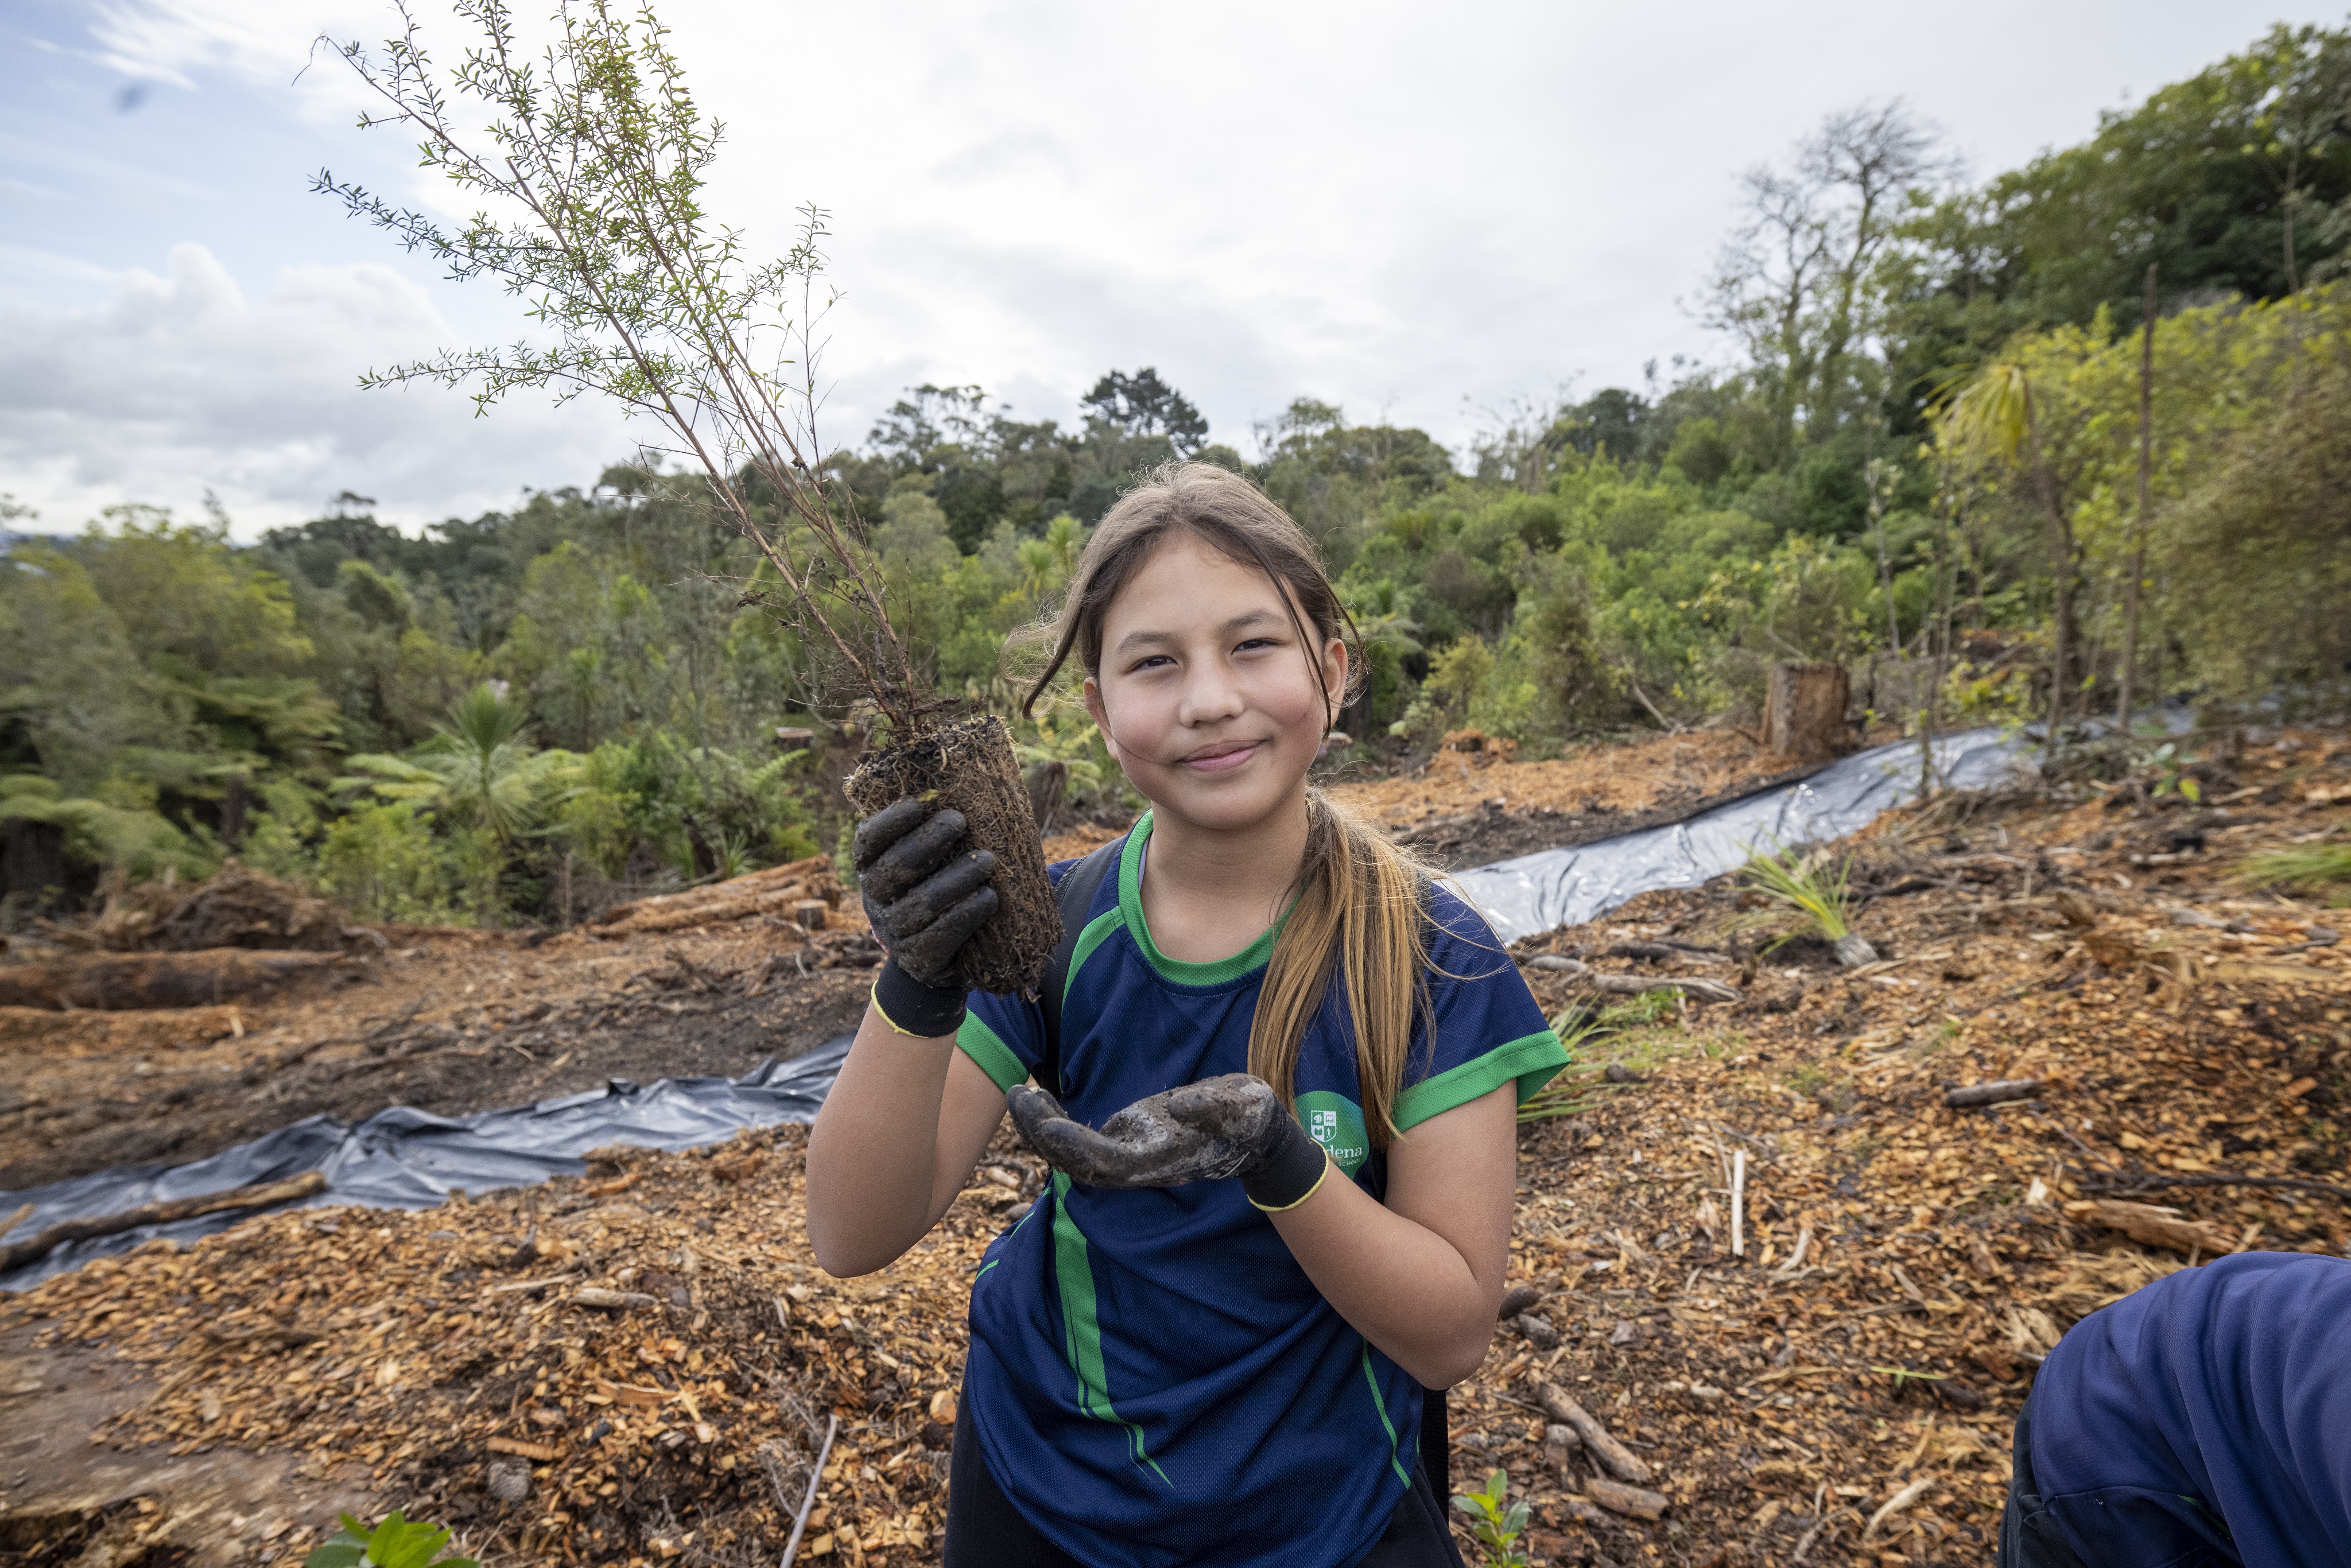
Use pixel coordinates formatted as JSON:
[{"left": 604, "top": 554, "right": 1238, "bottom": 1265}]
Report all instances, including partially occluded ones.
[
  {"left": 1006, "top": 1073, "right": 1332, "bottom": 1211},
  {"left": 855, "top": 797, "right": 999, "bottom": 1037}
]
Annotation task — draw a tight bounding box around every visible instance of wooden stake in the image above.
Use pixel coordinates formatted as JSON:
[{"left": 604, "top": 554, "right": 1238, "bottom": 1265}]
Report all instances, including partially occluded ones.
[{"left": 1730, "top": 1150, "right": 1747, "bottom": 1259}]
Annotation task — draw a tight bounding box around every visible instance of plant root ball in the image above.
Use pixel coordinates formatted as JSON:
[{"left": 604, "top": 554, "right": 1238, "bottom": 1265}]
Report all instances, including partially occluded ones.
[{"left": 845, "top": 714, "right": 1062, "bottom": 997}]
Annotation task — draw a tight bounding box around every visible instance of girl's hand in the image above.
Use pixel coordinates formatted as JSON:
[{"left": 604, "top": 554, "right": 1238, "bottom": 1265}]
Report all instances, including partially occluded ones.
[
  {"left": 854, "top": 797, "right": 999, "bottom": 1035},
  {"left": 1007, "top": 1074, "right": 1329, "bottom": 1208}
]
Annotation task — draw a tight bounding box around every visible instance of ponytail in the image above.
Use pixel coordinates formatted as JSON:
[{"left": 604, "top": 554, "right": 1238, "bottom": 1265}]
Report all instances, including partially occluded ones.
[{"left": 1250, "top": 789, "right": 1432, "bottom": 1148}]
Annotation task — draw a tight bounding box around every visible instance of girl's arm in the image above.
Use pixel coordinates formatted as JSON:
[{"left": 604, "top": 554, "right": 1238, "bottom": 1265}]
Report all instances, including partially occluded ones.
[
  {"left": 804, "top": 1003, "right": 1009, "bottom": 1277},
  {"left": 1267, "top": 1083, "right": 1516, "bottom": 1389}
]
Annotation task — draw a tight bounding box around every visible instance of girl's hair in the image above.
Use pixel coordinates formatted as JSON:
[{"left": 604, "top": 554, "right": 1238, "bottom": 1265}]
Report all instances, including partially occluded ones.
[{"left": 1022, "top": 461, "right": 1434, "bottom": 1147}]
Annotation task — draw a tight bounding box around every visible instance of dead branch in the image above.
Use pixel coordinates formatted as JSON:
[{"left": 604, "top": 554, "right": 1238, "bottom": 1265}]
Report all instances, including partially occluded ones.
[
  {"left": 1590, "top": 974, "right": 1744, "bottom": 1003},
  {"left": 1944, "top": 1079, "right": 2045, "bottom": 1108},
  {"left": 2077, "top": 1169, "right": 2351, "bottom": 1204},
  {"left": 0, "top": 1171, "right": 328, "bottom": 1271},
  {"left": 1537, "top": 1383, "right": 1653, "bottom": 1483},
  {"left": 780, "top": 1412, "right": 840, "bottom": 1568}
]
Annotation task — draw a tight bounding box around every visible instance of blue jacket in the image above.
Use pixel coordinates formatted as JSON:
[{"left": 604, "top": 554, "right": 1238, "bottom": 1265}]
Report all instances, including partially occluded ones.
[{"left": 2030, "top": 1250, "right": 2351, "bottom": 1567}]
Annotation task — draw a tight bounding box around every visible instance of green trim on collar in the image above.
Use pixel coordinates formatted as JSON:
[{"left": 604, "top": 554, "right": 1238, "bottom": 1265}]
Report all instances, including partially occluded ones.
[
  {"left": 1116, "top": 811, "right": 1280, "bottom": 988},
  {"left": 1392, "top": 1029, "right": 1568, "bottom": 1131}
]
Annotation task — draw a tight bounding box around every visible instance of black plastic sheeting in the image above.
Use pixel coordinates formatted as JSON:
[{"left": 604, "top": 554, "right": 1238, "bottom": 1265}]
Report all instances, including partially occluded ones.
[
  {"left": 1452, "top": 728, "right": 2026, "bottom": 943},
  {"left": 0, "top": 726, "right": 2028, "bottom": 1290},
  {"left": 0, "top": 1035, "right": 850, "bottom": 1291}
]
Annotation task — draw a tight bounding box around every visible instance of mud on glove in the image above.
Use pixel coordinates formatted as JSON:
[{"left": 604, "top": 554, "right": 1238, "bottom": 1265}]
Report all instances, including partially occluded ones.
[
  {"left": 1006, "top": 1073, "right": 1331, "bottom": 1210},
  {"left": 854, "top": 797, "right": 1000, "bottom": 1037}
]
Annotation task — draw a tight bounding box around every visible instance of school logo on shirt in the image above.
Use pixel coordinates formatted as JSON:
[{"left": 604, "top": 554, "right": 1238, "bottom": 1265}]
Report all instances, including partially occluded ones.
[{"left": 1294, "top": 1091, "right": 1370, "bottom": 1177}]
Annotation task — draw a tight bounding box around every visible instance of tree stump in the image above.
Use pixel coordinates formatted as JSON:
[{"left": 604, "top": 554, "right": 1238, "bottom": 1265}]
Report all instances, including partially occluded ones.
[
  {"left": 1763, "top": 661, "right": 1851, "bottom": 762},
  {"left": 1026, "top": 760, "right": 1068, "bottom": 837}
]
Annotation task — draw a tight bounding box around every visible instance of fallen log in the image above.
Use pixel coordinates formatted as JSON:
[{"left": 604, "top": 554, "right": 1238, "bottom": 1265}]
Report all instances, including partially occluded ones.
[
  {"left": 594, "top": 881, "right": 827, "bottom": 937},
  {"left": 1945, "top": 1079, "right": 2044, "bottom": 1109},
  {"left": 1590, "top": 974, "right": 1742, "bottom": 1004},
  {"left": 1585, "top": 1477, "right": 1670, "bottom": 1520},
  {"left": 0, "top": 948, "right": 344, "bottom": 1011},
  {"left": 592, "top": 855, "right": 839, "bottom": 934},
  {"left": 1537, "top": 1382, "right": 1652, "bottom": 1483},
  {"left": 0, "top": 1171, "right": 327, "bottom": 1271},
  {"left": 2067, "top": 1199, "right": 2238, "bottom": 1258}
]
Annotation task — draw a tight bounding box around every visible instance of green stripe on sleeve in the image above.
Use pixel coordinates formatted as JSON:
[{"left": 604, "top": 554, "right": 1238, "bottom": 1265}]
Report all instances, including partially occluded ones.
[
  {"left": 1392, "top": 1029, "right": 1568, "bottom": 1132},
  {"left": 955, "top": 1013, "right": 1028, "bottom": 1093},
  {"left": 1050, "top": 1173, "right": 1174, "bottom": 1489}
]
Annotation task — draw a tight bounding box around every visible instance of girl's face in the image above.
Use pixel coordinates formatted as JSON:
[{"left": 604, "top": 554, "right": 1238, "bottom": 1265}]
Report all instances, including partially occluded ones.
[{"left": 1083, "top": 530, "right": 1345, "bottom": 836}]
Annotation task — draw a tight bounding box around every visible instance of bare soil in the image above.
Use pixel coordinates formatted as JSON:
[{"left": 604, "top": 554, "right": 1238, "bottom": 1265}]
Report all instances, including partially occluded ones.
[{"left": 0, "top": 922, "right": 877, "bottom": 1194}]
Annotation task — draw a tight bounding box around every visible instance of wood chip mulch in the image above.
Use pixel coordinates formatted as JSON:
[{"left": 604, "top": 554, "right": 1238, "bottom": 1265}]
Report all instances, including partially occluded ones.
[{"left": 6, "top": 729, "right": 2346, "bottom": 1568}]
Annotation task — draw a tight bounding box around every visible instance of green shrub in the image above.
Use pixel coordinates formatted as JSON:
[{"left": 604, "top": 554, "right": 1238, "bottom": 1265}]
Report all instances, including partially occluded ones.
[{"left": 316, "top": 802, "right": 459, "bottom": 924}]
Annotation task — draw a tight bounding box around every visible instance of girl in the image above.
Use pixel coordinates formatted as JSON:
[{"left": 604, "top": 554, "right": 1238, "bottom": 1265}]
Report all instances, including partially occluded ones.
[{"left": 806, "top": 462, "right": 1566, "bottom": 1568}]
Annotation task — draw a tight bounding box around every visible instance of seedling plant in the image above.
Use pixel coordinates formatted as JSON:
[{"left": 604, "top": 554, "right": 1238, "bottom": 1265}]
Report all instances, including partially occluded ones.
[
  {"left": 1738, "top": 840, "right": 1877, "bottom": 967},
  {"left": 1450, "top": 1468, "right": 1531, "bottom": 1568},
  {"left": 319, "top": 0, "right": 1061, "bottom": 989},
  {"left": 304, "top": 1511, "right": 477, "bottom": 1568}
]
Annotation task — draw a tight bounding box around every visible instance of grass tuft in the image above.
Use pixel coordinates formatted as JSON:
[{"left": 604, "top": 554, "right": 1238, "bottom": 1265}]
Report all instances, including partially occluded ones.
[
  {"left": 2234, "top": 844, "right": 2351, "bottom": 890},
  {"left": 1739, "top": 841, "right": 1858, "bottom": 944}
]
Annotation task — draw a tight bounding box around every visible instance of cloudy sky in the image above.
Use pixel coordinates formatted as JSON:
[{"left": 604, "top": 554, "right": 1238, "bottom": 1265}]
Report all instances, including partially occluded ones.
[{"left": 1, "top": 0, "right": 2321, "bottom": 538}]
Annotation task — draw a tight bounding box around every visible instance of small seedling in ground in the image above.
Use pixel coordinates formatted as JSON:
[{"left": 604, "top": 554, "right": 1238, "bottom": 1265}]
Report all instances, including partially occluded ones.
[
  {"left": 304, "top": 1511, "right": 476, "bottom": 1568},
  {"left": 1516, "top": 998, "right": 1675, "bottom": 1121},
  {"left": 1874, "top": 1366, "right": 1948, "bottom": 1393},
  {"left": 2145, "top": 742, "right": 2203, "bottom": 804},
  {"left": 1739, "top": 841, "right": 1877, "bottom": 967},
  {"left": 1450, "top": 1468, "right": 1531, "bottom": 1568}
]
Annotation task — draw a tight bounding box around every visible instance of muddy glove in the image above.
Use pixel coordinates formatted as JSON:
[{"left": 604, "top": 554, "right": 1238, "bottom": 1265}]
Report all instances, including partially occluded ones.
[
  {"left": 855, "top": 797, "right": 999, "bottom": 1037},
  {"left": 1006, "top": 1073, "right": 1331, "bottom": 1210}
]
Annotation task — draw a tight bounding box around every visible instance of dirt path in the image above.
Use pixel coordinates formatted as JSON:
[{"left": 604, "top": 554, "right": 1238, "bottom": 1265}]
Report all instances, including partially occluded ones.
[{"left": 0, "top": 926, "right": 875, "bottom": 1194}]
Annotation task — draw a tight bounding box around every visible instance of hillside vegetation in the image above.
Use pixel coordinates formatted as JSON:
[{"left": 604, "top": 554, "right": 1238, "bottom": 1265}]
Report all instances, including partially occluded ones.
[{"left": 4, "top": 22, "right": 2348, "bottom": 929}]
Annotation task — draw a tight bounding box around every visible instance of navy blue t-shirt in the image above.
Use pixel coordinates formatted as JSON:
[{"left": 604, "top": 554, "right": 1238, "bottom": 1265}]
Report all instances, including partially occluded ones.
[
  {"left": 2030, "top": 1250, "right": 2351, "bottom": 1567},
  {"left": 953, "top": 814, "right": 1566, "bottom": 1568}
]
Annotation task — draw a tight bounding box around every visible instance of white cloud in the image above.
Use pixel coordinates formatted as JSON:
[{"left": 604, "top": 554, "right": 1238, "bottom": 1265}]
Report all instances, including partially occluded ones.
[
  {"left": 12, "top": 0, "right": 2341, "bottom": 533},
  {"left": 87, "top": 0, "right": 383, "bottom": 108},
  {"left": 0, "top": 242, "right": 634, "bottom": 535}
]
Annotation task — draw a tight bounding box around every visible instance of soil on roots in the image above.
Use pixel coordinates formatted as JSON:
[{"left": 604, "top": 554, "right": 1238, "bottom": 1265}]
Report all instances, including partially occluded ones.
[{"left": 845, "top": 713, "right": 1061, "bottom": 996}]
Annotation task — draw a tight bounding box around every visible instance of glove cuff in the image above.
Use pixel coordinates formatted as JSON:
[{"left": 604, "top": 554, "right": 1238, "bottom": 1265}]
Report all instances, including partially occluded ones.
[
  {"left": 871, "top": 957, "right": 967, "bottom": 1039},
  {"left": 1243, "top": 1113, "right": 1332, "bottom": 1212}
]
